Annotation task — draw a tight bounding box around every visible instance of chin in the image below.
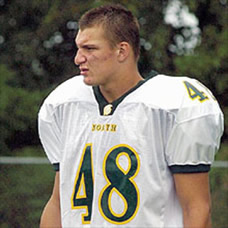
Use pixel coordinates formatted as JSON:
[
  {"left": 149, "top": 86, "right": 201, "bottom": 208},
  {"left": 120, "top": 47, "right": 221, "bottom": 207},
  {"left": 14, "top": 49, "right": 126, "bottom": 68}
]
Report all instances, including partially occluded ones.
[{"left": 83, "top": 77, "right": 96, "bottom": 86}]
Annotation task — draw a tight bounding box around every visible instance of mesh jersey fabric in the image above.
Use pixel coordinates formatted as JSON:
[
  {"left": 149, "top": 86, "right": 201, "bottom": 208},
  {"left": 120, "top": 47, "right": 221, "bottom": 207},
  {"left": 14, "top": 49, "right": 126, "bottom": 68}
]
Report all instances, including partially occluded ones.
[{"left": 38, "top": 74, "right": 224, "bottom": 227}]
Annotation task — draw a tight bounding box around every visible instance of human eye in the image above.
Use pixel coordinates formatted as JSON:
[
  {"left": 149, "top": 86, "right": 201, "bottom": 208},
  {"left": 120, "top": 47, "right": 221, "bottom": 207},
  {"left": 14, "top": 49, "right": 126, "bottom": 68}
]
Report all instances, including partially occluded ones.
[{"left": 84, "top": 45, "right": 97, "bottom": 51}]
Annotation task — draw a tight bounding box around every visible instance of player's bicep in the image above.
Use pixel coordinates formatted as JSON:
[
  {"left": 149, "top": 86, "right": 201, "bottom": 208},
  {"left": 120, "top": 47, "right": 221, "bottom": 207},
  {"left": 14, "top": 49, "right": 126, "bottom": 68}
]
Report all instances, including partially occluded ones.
[
  {"left": 40, "top": 172, "right": 61, "bottom": 227},
  {"left": 174, "top": 172, "right": 211, "bottom": 206},
  {"left": 52, "top": 172, "right": 60, "bottom": 201},
  {"left": 173, "top": 172, "right": 212, "bottom": 227}
]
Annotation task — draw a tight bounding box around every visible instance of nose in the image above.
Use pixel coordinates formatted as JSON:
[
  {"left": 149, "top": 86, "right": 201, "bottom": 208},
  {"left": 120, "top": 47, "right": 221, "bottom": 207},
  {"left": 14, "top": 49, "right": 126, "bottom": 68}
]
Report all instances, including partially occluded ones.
[{"left": 74, "top": 49, "right": 86, "bottom": 65}]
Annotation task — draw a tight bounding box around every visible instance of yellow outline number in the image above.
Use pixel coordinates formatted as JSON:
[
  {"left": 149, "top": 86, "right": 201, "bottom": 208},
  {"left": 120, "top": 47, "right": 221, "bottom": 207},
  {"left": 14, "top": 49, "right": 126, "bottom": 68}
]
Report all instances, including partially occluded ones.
[
  {"left": 71, "top": 144, "right": 140, "bottom": 225},
  {"left": 183, "top": 81, "right": 209, "bottom": 102},
  {"left": 99, "top": 144, "right": 140, "bottom": 224},
  {"left": 71, "top": 144, "right": 94, "bottom": 224}
]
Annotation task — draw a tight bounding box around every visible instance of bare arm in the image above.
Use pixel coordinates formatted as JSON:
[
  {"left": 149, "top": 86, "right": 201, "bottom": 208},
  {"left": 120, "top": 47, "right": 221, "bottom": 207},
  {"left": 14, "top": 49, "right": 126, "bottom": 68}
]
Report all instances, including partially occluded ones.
[
  {"left": 174, "top": 172, "right": 212, "bottom": 228},
  {"left": 40, "top": 172, "right": 61, "bottom": 227}
]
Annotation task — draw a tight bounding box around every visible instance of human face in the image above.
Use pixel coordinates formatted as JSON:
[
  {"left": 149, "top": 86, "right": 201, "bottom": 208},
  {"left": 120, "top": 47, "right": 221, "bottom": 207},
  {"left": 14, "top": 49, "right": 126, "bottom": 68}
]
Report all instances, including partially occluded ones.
[{"left": 74, "top": 26, "right": 119, "bottom": 86}]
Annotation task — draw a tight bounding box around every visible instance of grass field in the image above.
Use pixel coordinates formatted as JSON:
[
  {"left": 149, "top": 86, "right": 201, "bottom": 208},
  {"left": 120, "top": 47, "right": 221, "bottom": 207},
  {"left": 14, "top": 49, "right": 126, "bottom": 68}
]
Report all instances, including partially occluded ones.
[{"left": 0, "top": 143, "right": 227, "bottom": 227}]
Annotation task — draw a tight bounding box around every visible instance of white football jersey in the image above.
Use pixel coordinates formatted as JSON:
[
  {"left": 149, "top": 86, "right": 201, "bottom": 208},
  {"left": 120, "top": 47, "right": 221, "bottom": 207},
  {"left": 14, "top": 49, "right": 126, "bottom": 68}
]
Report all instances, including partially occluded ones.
[{"left": 38, "top": 74, "right": 224, "bottom": 228}]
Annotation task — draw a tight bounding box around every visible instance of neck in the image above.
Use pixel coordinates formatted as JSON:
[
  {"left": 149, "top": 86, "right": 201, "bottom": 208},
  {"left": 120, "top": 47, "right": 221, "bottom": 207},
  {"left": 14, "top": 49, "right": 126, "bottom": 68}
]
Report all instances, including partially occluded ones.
[{"left": 99, "top": 70, "right": 143, "bottom": 103}]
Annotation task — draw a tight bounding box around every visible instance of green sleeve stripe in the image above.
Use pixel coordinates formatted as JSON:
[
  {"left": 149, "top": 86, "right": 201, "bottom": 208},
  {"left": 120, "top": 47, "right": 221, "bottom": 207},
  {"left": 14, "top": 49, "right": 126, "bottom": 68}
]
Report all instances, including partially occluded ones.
[
  {"left": 169, "top": 164, "right": 211, "bottom": 174},
  {"left": 53, "top": 163, "right": 60, "bottom": 171}
]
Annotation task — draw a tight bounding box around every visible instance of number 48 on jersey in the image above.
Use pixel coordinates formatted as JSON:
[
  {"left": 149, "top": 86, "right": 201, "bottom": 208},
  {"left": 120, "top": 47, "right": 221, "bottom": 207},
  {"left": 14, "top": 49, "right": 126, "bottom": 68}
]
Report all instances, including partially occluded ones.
[{"left": 71, "top": 144, "right": 140, "bottom": 225}]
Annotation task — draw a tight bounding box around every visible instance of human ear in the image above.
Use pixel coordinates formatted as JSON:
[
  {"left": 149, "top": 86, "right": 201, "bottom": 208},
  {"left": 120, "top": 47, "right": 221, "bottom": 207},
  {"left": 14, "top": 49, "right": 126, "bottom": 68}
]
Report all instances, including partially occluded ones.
[{"left": 117, "top": 42, "right": 130, "bottom": 62}]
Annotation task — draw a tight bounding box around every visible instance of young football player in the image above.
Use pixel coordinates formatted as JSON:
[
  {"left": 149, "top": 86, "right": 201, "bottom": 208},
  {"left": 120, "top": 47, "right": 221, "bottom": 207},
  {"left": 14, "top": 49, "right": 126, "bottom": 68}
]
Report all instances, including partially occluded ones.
[{"left": 38, "top": 4, "right": 224, "bottom": 227}]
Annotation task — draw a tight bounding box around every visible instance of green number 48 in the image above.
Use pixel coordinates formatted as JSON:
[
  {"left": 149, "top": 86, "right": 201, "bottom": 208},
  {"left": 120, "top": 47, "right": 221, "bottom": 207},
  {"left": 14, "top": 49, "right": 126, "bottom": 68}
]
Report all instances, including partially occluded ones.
[{"left": 71, "top": 144, "right": 140, "bottom": 225}]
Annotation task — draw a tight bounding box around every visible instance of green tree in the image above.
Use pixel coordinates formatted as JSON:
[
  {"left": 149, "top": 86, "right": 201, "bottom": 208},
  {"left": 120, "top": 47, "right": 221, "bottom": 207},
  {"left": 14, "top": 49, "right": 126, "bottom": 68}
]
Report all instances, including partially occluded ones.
[
  {"left": 0, "top": 1, "right": 227, "bottom": 227},
  {"left": 172, "top": 0, "right": 227, "bottom": 139},
  {"left": 0, "top": 65, "right": 43, "bottom": 155},
  {"left": 0, "top": 0, "right": 226, "bottom": 155}
]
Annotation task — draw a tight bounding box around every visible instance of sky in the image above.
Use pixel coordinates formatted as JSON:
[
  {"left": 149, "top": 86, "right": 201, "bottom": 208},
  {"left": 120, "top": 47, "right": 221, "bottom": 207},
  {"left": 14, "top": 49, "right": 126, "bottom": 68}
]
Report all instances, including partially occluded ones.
[{"left": 164, "top": 0, "right": 201, "bottom": 54}]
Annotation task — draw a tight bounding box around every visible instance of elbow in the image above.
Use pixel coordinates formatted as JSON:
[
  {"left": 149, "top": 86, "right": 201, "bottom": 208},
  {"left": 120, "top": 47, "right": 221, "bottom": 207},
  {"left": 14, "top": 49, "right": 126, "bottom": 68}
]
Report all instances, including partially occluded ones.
[{"left": 182, "top": 202, "right": 212, "bottom": 227}]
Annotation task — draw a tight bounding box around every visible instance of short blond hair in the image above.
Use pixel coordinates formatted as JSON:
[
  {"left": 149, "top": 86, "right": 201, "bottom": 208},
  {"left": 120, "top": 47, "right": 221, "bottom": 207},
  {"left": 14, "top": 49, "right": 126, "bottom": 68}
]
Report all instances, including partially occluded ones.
[{"left": 79, "top": 4, "right": 140, "bottom": 60}]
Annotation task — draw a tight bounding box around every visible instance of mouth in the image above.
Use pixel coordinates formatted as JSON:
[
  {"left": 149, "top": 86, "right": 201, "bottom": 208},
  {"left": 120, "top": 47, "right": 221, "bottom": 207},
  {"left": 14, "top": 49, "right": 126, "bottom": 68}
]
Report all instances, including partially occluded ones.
[{"left": 79, "top": 67, "right": 89, "bottom": 75}]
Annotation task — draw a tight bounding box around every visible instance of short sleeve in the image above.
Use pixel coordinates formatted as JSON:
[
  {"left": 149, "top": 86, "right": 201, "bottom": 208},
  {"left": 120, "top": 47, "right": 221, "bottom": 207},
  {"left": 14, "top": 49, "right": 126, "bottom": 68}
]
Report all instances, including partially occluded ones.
[
  {"left": 165, "top": 79, "right": 224, "bottom": 174},
  {"left": 166, "top": 113, "right": 223, "bottom": 173},
  {"left": 38, "top": 102, "right": 62, "bottom": 170}
]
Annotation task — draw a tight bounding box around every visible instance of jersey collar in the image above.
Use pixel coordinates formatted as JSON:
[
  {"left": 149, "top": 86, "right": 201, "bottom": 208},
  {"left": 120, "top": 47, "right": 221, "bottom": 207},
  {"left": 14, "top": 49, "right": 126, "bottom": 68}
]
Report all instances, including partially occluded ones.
[{"left": 92, "top": 71, "right": 158, "bottom": 116}]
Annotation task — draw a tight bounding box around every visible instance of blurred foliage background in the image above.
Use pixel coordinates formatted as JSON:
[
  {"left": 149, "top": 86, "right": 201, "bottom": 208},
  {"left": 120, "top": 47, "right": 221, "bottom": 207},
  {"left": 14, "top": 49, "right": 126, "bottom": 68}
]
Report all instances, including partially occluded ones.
[{"left": 0, "top": 0, "right": 227, "bottom": 227}]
